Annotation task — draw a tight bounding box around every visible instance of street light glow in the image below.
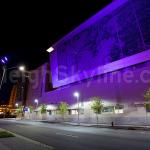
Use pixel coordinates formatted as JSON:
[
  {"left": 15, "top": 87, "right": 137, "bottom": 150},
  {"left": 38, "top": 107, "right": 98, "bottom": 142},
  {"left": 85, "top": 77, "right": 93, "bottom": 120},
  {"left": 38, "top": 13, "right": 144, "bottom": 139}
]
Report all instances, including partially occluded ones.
[
  {"left": 4, "top": 57, "right": 8, "bottom": 61},
  {"left": 0, "top": 56, "right": 8, "bottom": 64},
  {"left": 19, "top": 66, "right": 25, "bottom": 72},
  {"left": 74, "top": 92, "right": 79, "bottom": 97},
  {"left": 34, "top": 99, "right": 38, "bottom": 103},
  {"left": 1, "top": 59, "right": 5, "bottom": 64},
  {"left": 46, "top": 47, "right": 54, "bottom": 53},
  {"left": 73, "top": 92, "right": 80, "bottom": 124},
  {"left": 15, "top": 103, "right": 18, "bottom": 107},
  {"left": 34, "top": 99, "right": 39, "bottom": 109}
]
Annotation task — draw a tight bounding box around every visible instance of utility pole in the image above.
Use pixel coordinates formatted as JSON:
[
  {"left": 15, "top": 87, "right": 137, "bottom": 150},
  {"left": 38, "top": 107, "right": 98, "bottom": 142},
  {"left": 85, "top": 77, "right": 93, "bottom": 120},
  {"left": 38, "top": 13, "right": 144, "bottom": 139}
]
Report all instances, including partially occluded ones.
[{"left": 0, "top": 66, "right": 6, "bottom": 91}]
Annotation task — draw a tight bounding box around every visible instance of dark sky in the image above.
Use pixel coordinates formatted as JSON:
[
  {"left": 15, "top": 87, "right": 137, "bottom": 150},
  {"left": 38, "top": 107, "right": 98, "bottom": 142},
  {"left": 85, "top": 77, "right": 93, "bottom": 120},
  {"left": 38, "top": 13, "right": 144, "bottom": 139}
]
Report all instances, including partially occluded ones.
[{"left": 0, "top": 0, "right": 112, "bottom": 70}]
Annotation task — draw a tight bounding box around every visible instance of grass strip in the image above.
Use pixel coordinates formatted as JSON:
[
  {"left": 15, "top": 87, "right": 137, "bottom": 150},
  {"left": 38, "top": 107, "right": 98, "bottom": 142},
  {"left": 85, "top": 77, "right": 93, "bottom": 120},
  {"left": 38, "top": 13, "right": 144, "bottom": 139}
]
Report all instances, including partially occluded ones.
[{"left": 0, "top": 131, "right": 15, "bottom": 138}]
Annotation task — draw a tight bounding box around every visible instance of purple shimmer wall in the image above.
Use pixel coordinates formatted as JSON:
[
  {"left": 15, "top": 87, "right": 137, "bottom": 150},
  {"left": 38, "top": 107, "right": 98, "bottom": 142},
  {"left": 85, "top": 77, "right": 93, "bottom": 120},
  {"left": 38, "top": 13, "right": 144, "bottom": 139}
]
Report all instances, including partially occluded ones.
[
  {"left": 50, "top": 0, "right": 150, "bottom": 88},
  {"left": 27, "top": 0, "right": 150, "bottom": 106},
  {"left": 41, "top": 61, "right": 150, "bottom": 105},
  {"left": 26, "top": 64, "right": 47, "bottom": 106}
]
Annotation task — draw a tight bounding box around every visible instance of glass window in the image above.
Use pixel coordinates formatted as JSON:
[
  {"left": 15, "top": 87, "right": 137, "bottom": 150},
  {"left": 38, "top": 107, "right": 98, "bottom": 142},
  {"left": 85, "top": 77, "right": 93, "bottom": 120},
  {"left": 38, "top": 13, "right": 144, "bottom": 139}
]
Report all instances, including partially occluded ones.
[{"left": 103, "top": 106, "right": 115, "bottom": 113}]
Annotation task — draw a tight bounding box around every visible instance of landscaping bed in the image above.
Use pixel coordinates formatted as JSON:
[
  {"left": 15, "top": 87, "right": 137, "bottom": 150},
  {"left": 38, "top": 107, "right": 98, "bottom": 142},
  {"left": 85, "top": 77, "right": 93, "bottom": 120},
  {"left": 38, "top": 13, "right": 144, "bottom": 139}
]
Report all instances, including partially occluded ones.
[{"left": 0, "top": 131, "right": 14, "bottom": 138}]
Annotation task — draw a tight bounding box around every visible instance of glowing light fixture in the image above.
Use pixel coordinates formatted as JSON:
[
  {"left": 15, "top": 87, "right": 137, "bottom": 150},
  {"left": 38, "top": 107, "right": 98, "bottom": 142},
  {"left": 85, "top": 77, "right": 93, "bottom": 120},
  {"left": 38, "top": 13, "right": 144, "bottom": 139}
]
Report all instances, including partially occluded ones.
[
  {"left": 34, "top": 99, "right": 39, "bottom": 108},
  {"left": 73, "top": 92, "right": 80, "bottom": 124},
  {"left": 46, "top": 47, "right": 54, "bottom": 53},
  {"left": 15, "top": 103, "right": 19, "bottom": 107},
  {"left": 34, "top": 99, "right": 38, "bottom": 103},
  {"left": 1, "top": 59, "right": 5, "bottom": 64},
  {"left": 0, "top": 56, "right": 8, "bottom": 64},
  {"left": 4, "top": 57, "right": 8, "bottom": 61},
  {"left": 19, "top": 66, "right": 25, "bottom": 72},
  {"left": 73, "top": 92, "right": 79, "bottom": 98}
]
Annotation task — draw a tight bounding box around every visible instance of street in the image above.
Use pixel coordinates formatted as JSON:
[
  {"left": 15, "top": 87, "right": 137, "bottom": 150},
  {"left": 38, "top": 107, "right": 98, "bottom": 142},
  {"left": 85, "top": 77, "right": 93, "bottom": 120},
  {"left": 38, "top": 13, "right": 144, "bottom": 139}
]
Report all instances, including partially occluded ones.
[{"left": 0, "top": 120, "right": 150, "bottom": 150}]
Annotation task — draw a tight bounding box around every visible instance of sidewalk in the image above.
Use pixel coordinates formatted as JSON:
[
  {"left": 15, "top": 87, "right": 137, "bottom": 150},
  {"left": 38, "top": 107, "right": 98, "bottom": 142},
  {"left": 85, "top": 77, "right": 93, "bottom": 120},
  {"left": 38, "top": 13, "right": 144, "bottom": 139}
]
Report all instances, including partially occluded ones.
[
  {"left": 61, "top": 122, "right": 150, "bottom": 130},
  {"left": 0, "top": 128, "right": 53, "bottom": 150},
  {"left": 31, "top": 119, "right": 150, "bottom": 131},
  {"left": 2, "top": 118, "right": 150, "bottom": 131}
]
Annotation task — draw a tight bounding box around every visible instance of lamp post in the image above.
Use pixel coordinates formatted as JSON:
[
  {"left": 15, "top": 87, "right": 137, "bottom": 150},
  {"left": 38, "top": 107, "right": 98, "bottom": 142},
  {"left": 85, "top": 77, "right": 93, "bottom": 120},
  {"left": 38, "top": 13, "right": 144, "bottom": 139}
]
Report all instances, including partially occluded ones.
[
  {"left": 0, "top": 66, "right": 6, "bottom": 90},
  {"left": 15, "top": 103, "right": 19, "bottom": 119},
  {"left": 0, "top": 63, "right": 26, "bottom": 91},
  {"left": 34, "top": 99, "right": 39, "bottom": 120},
  {"left": 73, "top": 92, "right": 80, "bottom": 125},
  {"left": 19, "top": 65, "right": 26, "bottom": 106},
  {"left": 0, "top": 56, "right": 8, "bottom": 90},
  {"left": 7, "top": 65, "right": 26, "bottom": 115},
  {"left": 9, "top": 65, "right": 27, "bottom": 108},
  {"left": 34, "top": 99, "right": 39, "bottom": 109}
]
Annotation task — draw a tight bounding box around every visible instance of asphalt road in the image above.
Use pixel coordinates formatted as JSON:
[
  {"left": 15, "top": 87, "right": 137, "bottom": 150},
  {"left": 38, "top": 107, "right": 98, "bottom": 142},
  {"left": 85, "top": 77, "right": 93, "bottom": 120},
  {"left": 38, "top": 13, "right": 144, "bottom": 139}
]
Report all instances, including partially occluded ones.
[{"left": 0, "top": 119, "right": 150, "bottom": 150}]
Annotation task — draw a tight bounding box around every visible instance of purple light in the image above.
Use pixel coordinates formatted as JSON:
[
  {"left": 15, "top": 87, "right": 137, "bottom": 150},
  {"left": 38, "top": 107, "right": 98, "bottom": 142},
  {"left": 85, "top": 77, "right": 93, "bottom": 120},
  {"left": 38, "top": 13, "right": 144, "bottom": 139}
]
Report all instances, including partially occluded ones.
[
  {"left": 4, "top": 57, "right": 8, "bottom": 61},
  {"left": 1, "top": 59, "right": 5, "bottom": 64}
]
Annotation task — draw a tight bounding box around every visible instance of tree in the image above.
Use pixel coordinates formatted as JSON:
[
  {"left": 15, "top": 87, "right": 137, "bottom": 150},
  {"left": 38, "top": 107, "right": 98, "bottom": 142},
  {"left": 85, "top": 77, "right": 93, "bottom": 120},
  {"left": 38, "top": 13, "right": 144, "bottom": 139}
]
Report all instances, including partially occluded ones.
[
  {"left": 29, "top": 106, "right": 33, "bottom": 113},
  {"left": 58, "top": 102, "right": 68, "bottom": 121},
  {"left": 40, "top": 104, "right": 47, "bottom": 120},
  {"left": 16, "top": 106, "right": 24, "bottom": 119},
  {"left": 144, "top": 88, "right": 150, "bottom": 100},
  {"left": 144, "top": 88, "right": 150, "bottom": 112},
  {"left": 28, "top": 105, "right": 33, "bottom": 119},
  {"left": 40, "top": 104, "right": 47, "bottom": 114},
  {"left": 91, "top": 97, "right": 103, "bottom": 125}
]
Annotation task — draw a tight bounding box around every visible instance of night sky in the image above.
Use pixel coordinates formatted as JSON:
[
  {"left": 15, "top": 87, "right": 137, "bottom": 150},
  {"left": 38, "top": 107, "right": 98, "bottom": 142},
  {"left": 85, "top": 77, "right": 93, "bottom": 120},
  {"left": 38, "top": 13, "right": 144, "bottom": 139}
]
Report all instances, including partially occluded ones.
[
  {"left": 0, "top": 0, "right": 112, "bottom": 70},
  {"left": 0, "top": 0, "right": 112, "bottom": 103}
]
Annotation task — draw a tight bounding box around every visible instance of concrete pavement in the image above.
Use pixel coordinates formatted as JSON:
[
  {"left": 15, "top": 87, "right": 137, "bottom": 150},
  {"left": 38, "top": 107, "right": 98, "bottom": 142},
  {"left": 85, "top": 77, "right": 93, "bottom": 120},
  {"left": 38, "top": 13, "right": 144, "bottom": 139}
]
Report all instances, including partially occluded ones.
[{"left": 1, "top": 119, "right": 150, "bottom": 150}]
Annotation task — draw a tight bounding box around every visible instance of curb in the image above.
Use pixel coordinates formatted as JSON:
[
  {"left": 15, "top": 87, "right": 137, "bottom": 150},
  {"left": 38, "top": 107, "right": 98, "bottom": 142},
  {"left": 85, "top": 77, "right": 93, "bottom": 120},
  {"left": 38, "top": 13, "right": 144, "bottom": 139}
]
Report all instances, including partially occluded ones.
[{"left": 61, "top": 123, "right": 150, "bottom": 131}]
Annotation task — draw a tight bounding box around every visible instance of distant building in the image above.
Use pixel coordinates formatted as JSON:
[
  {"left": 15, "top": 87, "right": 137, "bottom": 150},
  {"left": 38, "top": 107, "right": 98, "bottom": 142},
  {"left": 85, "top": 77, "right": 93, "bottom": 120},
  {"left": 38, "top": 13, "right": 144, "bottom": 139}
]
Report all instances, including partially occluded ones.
[
  {"left": 26, "top": 0, "right": 150, "bottom": 125},
  {"left": 9, "top": 85, "right": 18, "bottom": 108}
]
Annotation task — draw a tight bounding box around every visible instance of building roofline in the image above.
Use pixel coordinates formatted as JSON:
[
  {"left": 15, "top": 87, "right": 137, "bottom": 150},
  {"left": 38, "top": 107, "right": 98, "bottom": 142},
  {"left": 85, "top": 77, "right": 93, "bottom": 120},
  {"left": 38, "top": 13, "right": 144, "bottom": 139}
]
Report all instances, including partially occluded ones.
[{"left": 52, "top": 0, "right": 128, "bottom": 48}]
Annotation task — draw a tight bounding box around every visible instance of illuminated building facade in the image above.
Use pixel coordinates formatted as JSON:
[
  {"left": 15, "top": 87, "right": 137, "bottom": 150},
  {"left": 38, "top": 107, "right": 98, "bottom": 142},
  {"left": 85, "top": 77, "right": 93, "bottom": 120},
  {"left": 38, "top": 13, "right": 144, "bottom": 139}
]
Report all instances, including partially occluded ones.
[{"left": 27, "top": 0, "right": 150, "bottom": 125}]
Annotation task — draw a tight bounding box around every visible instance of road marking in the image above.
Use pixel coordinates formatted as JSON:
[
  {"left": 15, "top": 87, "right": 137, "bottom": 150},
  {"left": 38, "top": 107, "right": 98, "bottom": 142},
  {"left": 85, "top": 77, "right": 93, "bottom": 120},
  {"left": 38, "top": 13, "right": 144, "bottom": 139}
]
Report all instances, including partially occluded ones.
[{"left": 56, "top": 132, "right": 78, "bottom": 138}]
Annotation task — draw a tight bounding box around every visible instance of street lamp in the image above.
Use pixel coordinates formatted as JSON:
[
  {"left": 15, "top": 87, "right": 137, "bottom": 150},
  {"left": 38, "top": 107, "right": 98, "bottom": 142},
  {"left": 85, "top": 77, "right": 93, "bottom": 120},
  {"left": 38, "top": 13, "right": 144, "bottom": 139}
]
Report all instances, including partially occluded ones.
[
  {"left": 18, "top": 65, "right": 26, "bottom": 109},
  {"left": 73, "top": 92, "right": 80, "bottom": 124},
  {"left": 3, "top": 64, "right": 27, "bottom": 110},
  {"left": 19, "top": 66, "right": 25, "bottom": 72},
  {"left": 0, "top": 56, "right": 8, "bottom": 90},
  {"left": 15, "top": 103, "right": 19, "bottom": 108},
  {"left": 46, "top": 47, "right": 54, "bottom": 53},
  {"left": 1, "top": 56, "right": 8, "bottom": 65},
  {"left": 34, "top": 99, "right": 39, "bottom": 108}
]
